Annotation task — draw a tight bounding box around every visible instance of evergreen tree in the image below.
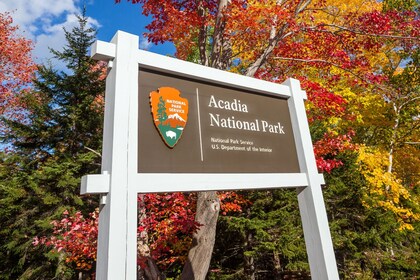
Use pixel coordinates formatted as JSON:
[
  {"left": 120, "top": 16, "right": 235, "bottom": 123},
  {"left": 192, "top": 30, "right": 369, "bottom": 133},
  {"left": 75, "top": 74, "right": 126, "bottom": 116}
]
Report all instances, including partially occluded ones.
[
  {"left": 209, "top": 189, "right": 309, "bottom": 280},
  {"left": 324, "top": 152, "right": 419, "bottom": 279},
  {"left": 0, "top": 11, "right": 105, "bottom": 279}
]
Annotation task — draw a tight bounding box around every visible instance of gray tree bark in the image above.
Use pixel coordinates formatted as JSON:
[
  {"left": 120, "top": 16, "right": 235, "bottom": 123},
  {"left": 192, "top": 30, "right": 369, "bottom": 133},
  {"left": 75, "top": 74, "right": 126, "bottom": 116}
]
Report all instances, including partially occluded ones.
[{"left": 180, "top": 191, "right": 220, "bottom": 280}]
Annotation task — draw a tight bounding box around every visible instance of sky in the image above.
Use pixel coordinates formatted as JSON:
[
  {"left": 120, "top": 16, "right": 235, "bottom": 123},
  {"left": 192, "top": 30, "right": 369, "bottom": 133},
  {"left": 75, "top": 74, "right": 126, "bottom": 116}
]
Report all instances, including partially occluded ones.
[{"left": 0, "top": 0, "right": 175, "bottom": 67}]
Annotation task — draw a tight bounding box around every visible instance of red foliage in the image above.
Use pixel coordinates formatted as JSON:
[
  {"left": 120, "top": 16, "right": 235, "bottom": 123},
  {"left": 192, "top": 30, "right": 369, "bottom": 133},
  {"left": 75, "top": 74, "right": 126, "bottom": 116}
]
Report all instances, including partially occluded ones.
[
  {"left": 301, "top": 79, "right": 348, "bottom": 123},
  {"left": 0, "top": 12, "right": 37, "bottom": 126},
  {"left": 138, "top": 191, "right": 248, "bottom": 268},
  {"left": 218, "top": 191, "right": 250, "bottom": 216},
  {"left": 313, "top": 131, "right": 356, "bottom": 173},
  {"left": 299, "top": 79, "right": 356, "bottom": 172},
  {"left": 33, "top": 210, "right": 98, "bottom": 272},
  {"left": 36, "top": 192, "right": 247, "bottom": 271},
  {"left": 138, "top": 192, "right": 200, "bottom": 268}
]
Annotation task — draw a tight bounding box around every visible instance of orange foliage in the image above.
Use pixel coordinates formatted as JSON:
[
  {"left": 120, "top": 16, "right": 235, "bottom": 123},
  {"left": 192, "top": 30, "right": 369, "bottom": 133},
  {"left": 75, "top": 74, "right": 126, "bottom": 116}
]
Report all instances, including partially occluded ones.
[{"left": 0, "top": 12, "right": 37, "bottom": 124}]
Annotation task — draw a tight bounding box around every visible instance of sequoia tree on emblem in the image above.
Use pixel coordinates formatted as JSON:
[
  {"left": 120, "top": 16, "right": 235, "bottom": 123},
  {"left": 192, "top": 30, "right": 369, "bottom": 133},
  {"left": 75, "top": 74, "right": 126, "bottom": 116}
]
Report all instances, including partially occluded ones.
[{"left": 149, "top": 87, "right": 189, "bottom": 148}]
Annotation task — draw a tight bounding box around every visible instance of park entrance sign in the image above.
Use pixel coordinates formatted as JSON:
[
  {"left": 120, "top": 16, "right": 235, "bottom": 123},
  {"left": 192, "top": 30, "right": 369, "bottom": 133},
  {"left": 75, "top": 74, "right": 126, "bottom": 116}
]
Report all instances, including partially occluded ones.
[
  {"left": 138, "top": 69, "right": 300, "bottom": 173},
  {"left": 81, "top": 31, "right": 340, "bottom": 280}
]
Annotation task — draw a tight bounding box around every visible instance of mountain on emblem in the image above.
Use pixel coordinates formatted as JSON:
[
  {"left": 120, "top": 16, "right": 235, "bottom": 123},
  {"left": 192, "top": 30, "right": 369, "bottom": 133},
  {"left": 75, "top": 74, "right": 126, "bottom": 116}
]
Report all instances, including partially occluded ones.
[{"left": 150, "top": 87, "right": 189, "bottom": 148}]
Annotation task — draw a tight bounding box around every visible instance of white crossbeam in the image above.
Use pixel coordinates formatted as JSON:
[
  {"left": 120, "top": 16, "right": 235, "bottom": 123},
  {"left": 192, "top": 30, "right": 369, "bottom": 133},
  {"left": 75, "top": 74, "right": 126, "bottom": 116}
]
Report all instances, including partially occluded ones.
[{"left": 91, "top": 40, "right": 116, "bottom": 61}]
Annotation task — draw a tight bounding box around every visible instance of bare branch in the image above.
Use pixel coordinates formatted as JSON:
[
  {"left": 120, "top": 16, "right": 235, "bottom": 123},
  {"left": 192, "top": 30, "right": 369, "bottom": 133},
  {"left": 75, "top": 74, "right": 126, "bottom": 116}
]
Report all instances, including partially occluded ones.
[
  {"left": 296, "top": 0, "right": 312, "bottom": 15},
  {"left": 399, "top": 95, "right": 420, "bottom": 109},
  {"left": 84, "top": 146, "right": 102, "bottom": 158},
  {"left": 272, "top": 56, "right": 370, "bottom": 82},
  {"left": 318, "top": 23, "right": 420, "bottom": 40},
  {"left": 244, "top": 0, "right": 310, "bottom": 77},
  {"left": 244, "top": 26, "right": 294, "bottom": 77}
]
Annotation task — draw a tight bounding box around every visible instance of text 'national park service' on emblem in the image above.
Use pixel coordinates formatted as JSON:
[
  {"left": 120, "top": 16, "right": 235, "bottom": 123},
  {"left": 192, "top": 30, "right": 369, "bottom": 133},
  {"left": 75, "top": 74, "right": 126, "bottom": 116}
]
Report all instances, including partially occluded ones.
[{"left": 150, "top": 87, "right": 189, "bottom": 148}]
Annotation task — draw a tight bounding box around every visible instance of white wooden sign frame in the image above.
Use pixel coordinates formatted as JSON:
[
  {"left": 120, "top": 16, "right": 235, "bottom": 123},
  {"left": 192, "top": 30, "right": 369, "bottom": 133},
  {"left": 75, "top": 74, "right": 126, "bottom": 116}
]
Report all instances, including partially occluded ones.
[{"left": 81, "top": 31, "right": 339, "bottom": 280}]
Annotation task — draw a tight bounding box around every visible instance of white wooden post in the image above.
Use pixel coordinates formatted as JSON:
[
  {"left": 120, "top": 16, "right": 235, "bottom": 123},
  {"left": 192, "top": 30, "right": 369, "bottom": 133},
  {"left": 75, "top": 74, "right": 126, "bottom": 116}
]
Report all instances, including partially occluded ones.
[
  {"left": 285, "top": 78, "right": 340, "bottom": 280},
  {"left": 91, "top": 31, "right": 139, "bottom": 280}
]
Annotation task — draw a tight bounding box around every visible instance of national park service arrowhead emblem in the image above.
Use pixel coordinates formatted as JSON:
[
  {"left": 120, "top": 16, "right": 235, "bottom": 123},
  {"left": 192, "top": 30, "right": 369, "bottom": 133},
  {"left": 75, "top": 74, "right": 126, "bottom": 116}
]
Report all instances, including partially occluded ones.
[{"left": 150, "top": 87, "right": 189, "bottom": 148}]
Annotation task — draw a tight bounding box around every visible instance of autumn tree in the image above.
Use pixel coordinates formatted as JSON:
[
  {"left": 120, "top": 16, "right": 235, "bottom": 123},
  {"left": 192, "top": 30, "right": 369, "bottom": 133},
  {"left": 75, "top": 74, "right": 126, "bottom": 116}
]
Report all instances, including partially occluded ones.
[
  {"left": 0, "top": 12, "right": 105, "bottom": 279},
  {"left": 0, "top": 12, "right": 36, "bottom": 131},
  {"left": 115, "top": 0, "right": 420, "bottom": 278}
]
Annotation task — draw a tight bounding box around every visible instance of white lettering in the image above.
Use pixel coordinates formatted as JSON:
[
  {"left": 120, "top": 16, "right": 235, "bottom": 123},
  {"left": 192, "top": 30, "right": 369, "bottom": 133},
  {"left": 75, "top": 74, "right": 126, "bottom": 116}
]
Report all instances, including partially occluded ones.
[
  {"left": 261, "top": 120, "right": 269, "bottom": 132},
  {"left": 261, "top": 121, "right": 285, "bottom": 134},
  {"left": 209, "top": 95, "right": 218, "bottom": 108},
  {"left": 208, "top": 95, "right": 248, "bottom": 113},
  {"left": 167, "top": 99, "right": 186, "bottom": 106},
  {"left": 209, "top": 113, "right": 260, "bottom": 132},
  {"left": 209, "top": 113, "right": 220, "bottom": 127}
]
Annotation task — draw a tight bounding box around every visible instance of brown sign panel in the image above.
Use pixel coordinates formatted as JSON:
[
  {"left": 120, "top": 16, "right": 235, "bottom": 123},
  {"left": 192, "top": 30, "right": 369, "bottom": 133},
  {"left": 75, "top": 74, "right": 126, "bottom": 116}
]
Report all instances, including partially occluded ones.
[{"left": 138, "top": 69, "right": 300, "bottom": 173}]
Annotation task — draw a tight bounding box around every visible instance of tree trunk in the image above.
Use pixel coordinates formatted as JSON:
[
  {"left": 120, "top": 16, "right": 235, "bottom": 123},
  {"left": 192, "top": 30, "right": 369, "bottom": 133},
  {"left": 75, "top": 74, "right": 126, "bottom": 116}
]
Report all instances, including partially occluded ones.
[
  {"left": 388, "top": 105, "right": 400, "bottom": 174},
  {"left": 210, "top": 0, "right": 229, "bottom": 69},
  {"left": 197, "top": 0, "right": 209, "bottom": 67},
  {"left": 273, "top": 251, "right": 281, "bottom": 275},
  {"left": 180, "top": 191, "right": 220, "bottom": 280},
  {"left": 244, "top": 231, "right": 256, "bottom": 280}
]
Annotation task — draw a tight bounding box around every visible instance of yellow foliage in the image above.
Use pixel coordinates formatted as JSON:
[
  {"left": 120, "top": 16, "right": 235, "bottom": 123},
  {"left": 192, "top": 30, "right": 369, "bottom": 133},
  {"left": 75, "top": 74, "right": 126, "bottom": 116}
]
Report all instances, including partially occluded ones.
[
  {"left": 357, "top": 145, "right": 420, "bottom": 230},
  {"left": 309, "top": 0, "right": 382, "bottom": 24}
]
